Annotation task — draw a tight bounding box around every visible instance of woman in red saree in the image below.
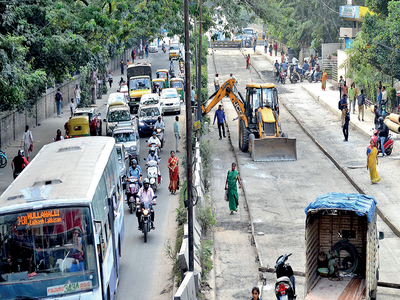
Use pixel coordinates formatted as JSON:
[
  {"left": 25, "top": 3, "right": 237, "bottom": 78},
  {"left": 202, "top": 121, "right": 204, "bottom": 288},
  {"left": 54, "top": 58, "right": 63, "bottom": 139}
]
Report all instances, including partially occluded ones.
[{"left": 168, "top": 151, "right": 179, "bottom": 194}]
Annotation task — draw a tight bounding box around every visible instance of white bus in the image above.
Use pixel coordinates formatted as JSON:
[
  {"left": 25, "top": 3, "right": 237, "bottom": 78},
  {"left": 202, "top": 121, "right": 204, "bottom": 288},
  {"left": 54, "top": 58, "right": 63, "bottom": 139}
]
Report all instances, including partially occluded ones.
[{"left": 0, "top": 137, "right": 125, "bottom": 300}]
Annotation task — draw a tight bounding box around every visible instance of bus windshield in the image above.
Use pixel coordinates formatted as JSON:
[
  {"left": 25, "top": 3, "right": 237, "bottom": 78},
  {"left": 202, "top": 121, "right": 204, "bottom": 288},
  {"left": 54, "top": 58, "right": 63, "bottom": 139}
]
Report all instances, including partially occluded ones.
[
  {"left": 130, "top": 78, "right": 151, "bottom": 91},
  {"left": 0, "top": 206, "right": 98, "bottom": 299}
]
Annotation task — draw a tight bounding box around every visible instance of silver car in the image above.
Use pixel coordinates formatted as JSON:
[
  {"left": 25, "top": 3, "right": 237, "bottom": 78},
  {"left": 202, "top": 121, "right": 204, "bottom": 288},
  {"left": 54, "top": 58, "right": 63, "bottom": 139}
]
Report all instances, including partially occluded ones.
[
  {"left": 160, "top": 88, "right": 181, "bottom": 114},
  {"left": 149, "top": 43, "right": 158, "bottom": 53},
  {"left": 112, "top": 125, "right": 141, "bottom": 162},
  {"left": 116, "top": 144, "right": 130, "bottom": 187}
]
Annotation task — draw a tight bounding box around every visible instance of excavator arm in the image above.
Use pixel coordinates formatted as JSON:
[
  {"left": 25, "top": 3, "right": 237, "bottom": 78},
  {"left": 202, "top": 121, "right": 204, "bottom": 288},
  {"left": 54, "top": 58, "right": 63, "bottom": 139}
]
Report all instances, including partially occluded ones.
[{"left": 202, "top": 78, "right": 245, "bottom": 118}]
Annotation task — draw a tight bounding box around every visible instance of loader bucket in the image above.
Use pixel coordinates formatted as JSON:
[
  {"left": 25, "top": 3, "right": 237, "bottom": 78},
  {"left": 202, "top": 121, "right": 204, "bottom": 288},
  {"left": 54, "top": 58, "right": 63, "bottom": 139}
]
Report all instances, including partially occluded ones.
[{"left": 249, "top": 134, "right": 297, "bottom": 162}]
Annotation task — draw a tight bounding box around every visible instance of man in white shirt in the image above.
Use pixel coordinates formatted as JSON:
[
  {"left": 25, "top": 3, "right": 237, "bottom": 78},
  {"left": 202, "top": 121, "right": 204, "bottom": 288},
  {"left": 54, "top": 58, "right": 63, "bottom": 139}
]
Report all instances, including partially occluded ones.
[
  {"left": 70, "top": 98, "right": 75, "bottom": 118},
  {"left": 147, "top": 132, "right": 161, "bottom": 148},
  {"left": 154, "top": 116, "right": 165, "bottom": 146},
  {"left": 214, "top": 73, "right": 220, "bottom": 92},
  {"left": 292, "top": 56, "right": 298, "bottom": 65},
  {"left": 382, "top": 86, "right": 387, "bottom": 104},
  {"left": 230, "top": 73, "right": 238, "bottom": 92}
]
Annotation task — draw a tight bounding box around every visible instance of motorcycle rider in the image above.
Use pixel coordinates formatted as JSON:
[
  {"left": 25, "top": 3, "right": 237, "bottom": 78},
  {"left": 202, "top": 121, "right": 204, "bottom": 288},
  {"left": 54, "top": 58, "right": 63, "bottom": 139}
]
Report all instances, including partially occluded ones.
[
  {"left": 302, "top": 60, "right": 309, "bottom": 75},
  {"left": 136, "top": 178, "right": 155, "bottom": 230},
  {"left": 154, "top": 116, "right": 165, "bottom": 146},
  {"left": 54, "top": 129, "right": 64, "bottom": 141},
  {"left": 11, "top": 149, "right": 28, "bottom": 179},
  {"left": 377, "top": 117, "right": 389, "bottom": 156},
  {"left": 147, "top": 131, "right": 161, "bottom": 148},
  {"left": 128, "top": 159, "right": 142, "bottom": 186}
]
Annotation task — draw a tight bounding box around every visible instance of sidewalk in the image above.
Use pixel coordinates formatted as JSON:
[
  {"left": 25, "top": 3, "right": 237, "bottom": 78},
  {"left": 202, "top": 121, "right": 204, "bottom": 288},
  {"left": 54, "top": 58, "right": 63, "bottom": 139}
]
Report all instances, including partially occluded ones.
[
  {"left": 0, "top": 66, "right": 125, "bottom": 194},
  {"left": 250, "top": 45, "right": 400, "bottom": 140}
]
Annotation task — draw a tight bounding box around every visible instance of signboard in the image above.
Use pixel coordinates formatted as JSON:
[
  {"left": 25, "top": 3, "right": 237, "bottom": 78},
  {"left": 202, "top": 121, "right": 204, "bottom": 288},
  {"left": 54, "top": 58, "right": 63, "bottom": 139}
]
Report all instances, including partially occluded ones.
[
  {"left": 339, "top": 6, "right": 360, "bottom": 19},
  {"left": 345, "top": 37, "right": 354, "bottom": 49},
  {"left": 194, "top": 120, "right": 201, "bottom": 131},
  {"left": 47, "top": 281, "right": 92, "bottom": 296},
  {"left": 17, "top": 209, "right": 62, "bottom": 227}
]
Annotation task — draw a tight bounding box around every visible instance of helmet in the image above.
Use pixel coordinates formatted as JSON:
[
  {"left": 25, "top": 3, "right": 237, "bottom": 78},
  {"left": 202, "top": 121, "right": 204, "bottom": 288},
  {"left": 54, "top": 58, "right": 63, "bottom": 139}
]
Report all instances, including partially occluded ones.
[
  {"left": 152, "top": 131, "right": 157, "bottom": 135},
  {"left": 18, "top": 149, "right": 24, "bottom": 157},
  {"left": 379, "top": 117, "right": 384, "bottom": 124},
  {"left": 57, "top": 129, "right": 62, "bottom": 135},
  {"left": 131, "top": 159, "right": 137, "bottom": 166},
  {"left": 143, "top": 178, "right": 150, "bottom": 184}
]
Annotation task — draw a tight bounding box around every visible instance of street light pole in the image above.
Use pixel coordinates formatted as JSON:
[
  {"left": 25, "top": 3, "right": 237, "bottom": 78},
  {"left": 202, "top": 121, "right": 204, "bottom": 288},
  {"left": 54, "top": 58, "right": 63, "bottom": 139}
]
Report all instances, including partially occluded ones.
[
  {"left": 197, "top": 0, "right": 203, "bottom": 122},
  {"left": 184, "top": 0, "right": 194, "bottom": 272}
]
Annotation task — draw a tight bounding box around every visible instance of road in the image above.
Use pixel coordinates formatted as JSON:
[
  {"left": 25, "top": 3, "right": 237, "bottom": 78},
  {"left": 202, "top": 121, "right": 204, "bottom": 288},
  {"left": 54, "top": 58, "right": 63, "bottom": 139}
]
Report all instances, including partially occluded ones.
[
  {"left": 207, "top": 48, "right": 400, "bottom": 299},
  {"left": 0, "top": 45, "right": 181, "bottom": 299}
]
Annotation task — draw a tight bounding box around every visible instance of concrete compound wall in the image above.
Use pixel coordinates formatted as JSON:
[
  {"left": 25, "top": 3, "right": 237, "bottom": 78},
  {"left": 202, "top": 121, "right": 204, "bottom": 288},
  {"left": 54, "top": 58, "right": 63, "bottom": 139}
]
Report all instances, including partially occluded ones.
[
  {"left": 321, "top": 43, "right": 342, "bottom": 59},
  {"left": 174, "top": 140, "right": 205, "bottom": 300},
  {"left": 0, "top": 48, "right": 133, "bottom": 149}
]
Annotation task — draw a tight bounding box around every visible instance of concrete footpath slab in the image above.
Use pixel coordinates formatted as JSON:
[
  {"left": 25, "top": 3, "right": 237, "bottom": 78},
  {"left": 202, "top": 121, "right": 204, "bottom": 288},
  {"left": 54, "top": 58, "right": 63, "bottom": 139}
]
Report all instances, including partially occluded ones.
[{"left": 209, "top": 48, "right": 400, "bottom": 299}]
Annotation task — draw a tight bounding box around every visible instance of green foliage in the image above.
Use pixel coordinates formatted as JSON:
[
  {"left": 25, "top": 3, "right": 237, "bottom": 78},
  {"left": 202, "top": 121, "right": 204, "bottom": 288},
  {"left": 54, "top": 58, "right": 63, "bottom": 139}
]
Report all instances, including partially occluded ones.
[
  {"left": 200, "top": 140, "right": 212, "bottom": 189},
  {"left": 196, "top": 203, "right": 216, "bottom": 235},
  {"left": 195, "top": 239, "right": 213, "bottom": 280}
]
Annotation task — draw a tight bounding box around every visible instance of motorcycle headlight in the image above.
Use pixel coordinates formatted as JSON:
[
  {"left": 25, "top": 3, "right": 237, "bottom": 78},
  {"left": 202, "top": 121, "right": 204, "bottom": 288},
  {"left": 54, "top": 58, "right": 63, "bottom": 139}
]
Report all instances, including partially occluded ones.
[
  {"left": 150, "top": 178, "right": 155, "bottom": 184},
  {"left": 143, "top": 209, "right": 149, "bottom": 216}
]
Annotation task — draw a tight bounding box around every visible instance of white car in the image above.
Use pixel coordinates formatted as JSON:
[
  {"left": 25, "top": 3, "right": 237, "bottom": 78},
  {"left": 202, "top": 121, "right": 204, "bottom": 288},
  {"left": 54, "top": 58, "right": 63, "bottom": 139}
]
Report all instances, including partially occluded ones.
[
  {"left": 160, "top": 88, "right": 181, "bottom": 114},
  {"left": 140, "top": 93, "right": 160, "bottom": 106},
  {"left": 149, "top": 43, "right": 158, "bottom": 53}
]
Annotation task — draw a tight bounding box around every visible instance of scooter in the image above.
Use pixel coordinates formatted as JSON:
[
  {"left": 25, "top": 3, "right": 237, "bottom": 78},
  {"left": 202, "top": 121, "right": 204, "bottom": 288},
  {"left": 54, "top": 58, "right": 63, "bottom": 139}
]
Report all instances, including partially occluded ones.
[
  {"left": 156, "top": 128, "right": 164, "bottom": 149},
  {"left": 136, "top": 196, "right": 157, "bottom": 243},
  {"left": 289, "top": 69, "right": 301, "bottom": 84},
  {"left": 274, "top": 253, "right": 296, "bottom": 300},
  {"left": 126, "top": 176, "right": 140, "bottom": 214},
  {"left": 144, "top": 158, "right": 161, "bottom": 191},
  {"left": 368, "top": 130, "right": 394, "bottom": 156},
  {"left": 148, "top": 143, "right": 160, "bottom": 159},
  {"left": 308, "top": 68, "right": 322, "bottom": 83}
]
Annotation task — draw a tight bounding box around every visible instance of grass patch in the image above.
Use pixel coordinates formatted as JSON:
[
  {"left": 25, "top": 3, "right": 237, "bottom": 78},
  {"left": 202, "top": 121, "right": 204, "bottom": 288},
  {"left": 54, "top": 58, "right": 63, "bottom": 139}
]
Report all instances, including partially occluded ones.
[{"left": 196, "top": 239, "right": 213, "bottom": 281}]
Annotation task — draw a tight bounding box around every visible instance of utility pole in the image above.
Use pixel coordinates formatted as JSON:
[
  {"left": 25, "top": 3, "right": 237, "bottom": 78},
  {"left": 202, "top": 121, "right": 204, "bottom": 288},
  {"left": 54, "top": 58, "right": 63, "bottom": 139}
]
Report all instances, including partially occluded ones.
[
  {"left": 184, "top": 0, "right": 194, "bottom": 272},
  {"left": 197, "top": 0, "right": 203, "bottom": 122}
]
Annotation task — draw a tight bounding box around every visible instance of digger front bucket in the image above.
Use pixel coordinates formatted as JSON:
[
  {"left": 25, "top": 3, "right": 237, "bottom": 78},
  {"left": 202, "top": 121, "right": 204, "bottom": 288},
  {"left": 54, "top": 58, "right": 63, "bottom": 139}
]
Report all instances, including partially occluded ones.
[{"left": 249, "top": 136, "right": 297, "bottom": 162}]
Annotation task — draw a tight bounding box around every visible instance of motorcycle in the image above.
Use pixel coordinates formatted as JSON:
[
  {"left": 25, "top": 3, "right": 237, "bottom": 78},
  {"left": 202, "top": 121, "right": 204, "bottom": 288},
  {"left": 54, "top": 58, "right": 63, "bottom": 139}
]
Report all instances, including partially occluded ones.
[
  {"left": 137, "top": 196, "right": 157, "bottom": 243},
  {"left": 0, "top": 150, "right": 7, "bottom": 168},
  {"left": 156, "top": 128, "right": 164, "bottom": 148},
  {"left": 162, "top": 45, "right": 166, "bottom": 53},
  {"left": 279, "top": 70, "right": 287, "bottom": 84},
  {"left": 126, "top": 176, "right": 140, "bottom": 214},
  {"left": 308, "top": 68, "right": 322, "bottom": 83},
  {"left": 144, "top": 158, "right": 161, "bottom": 191},
  {"left": 368, "top": 129, "right": 393, "bottom": 156},
  {"left": 290, "top": 70, "right": 301, "bottom": 84},
  {"left": 274, "top": 253, "right": 296, "bottom": 300}
]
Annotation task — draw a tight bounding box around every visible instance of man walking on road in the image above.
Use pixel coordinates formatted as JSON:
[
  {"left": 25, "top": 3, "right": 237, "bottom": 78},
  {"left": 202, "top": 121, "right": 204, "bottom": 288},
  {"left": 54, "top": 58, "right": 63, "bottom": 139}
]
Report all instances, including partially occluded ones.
[
  {"left": 358, "top": 89, "right": 366, "bottom": 121},
  {"left": 214, "top": 73, "right": 220, "bottom": 92},
  {"left": 343, "top": 107, "right": 350, "bottom": 142},
  {"left": 274, "top": 42, "right": 278, "bottom": 56},
  {"left": 55, "top": 88, "right": 63, "bottom": 118},
  {"left": 382, "top": 86, "right": 387, "bottom": 111},
  {"left": 74, "top": 84, "right": 81, "bottom": 106},
  {"left": 348, "top": 83, "right": 355, "bottom": 114},
  {"left": 264, "top": 39, "right": 268, "bottom": 53},
  {"left": 213, "top": 105, "right": 226, "bottom": 140},
  {"left": 338, "top": 76, "right": 344, "bottom": 100},
  {"left": 120, "top": 60, "right": 124, "bottom": 75},
  {"left": 377, "top": 87, "right": 382, "bottom": 114},
  {"left": 174, "top": 116, "right": 180, "bottom": 153},
  {"left": 340, "top": 94, "right": 348, "bottom": 127}
]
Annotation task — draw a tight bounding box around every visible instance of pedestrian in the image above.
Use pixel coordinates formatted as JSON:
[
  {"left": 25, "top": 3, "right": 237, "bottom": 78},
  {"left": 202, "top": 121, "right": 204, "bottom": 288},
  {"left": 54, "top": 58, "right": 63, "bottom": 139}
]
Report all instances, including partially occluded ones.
[
  {"left": 367, "top": 139, "right": 380, "bottom": 184},
  {"left": 321, "top": 69, "right": 327, "bottom": 91},
  {"left": 230, "top": 73, "right": 238, "bottom": 92},
  {"left": 281, "top": 52, "right": 285, "bottom": 64},
  {"left": 246, "top": 54, "right": 251, "bottom": 69},
  {"left": 353, "top": 83, "right": 358, "bottom": 112},
  {"left": 338, "top": 76, "right": 344, "bottom": 99},
  {"left": 310, "top": 56, "right": 315, "bottom": 68},
  {"left": 70, "top": 98, "right": 75, "bottom": 118},
  {"left": 314, "top": 62, "right": 320, "bottom": 82},
  {"left": 72, "top": 84, "right": 80, "bottom": 107},
  {"left": 357, "top": 89, "right": 366, "bottom": 121},
  {"left": 343, "top": 107, "right": 350, "bottom": 141},
  {"left": 225, "top": 162, "right": 242, "bottom": 215},
  {"left": 274, "top": 42, "right": 278, "bottom": 56},
  {"left": 145, "top": 43, "right": 149, "bottom": 58},
  {"left": 253, "top": 38, "right": 256, "bottom": 53},
  {"left": 11, "top": 149, "right": 28, "bottom": 179},
  {"left": 269, "top": 44, "right": 272, "bottom": 56},
  {"left": 174, "top": 116, "right": 180, "bottom": 153},
  {"left": 134, "top": 49, "right": 137, "bottom": 60},
  {"left": 251, "top": 287, "right": 262, "bottom": 300},
  {"left": 264, "top": 39, "right": 268, "bottom": 53},
  {"left": 214, "top": 73, "right": 220, "bottom": 92},
  {"left": 377, "top": 87, "right": 382, "bottom": 114},
  {"left": 55, "top": 88, "right": 63, "bottom": 117},
  {"left": 378, "top": 81, "right": 382, "bottom": 91},
  {"left": 213, "top": 105, "right": 226, "bottom": 140},
  {"left": 20, "top": 125, "right": 33, "bottom": 161},
  {"left": 340, "top": 94, "right": 348, "bottom": 127},
  {"left": 107, "top": 71, "right": 113, "bottom": 88},
  {"left": 168, "top": 150, "right": 179, "bottom": 194},
  {"left": 120, "top": 60, "right": 124, "bottom": 75},
  {"left": 274, "top": 60, "right": 280, "bottom": 78},
  {"left": 382, "top": 86, "right": 387, "bottom": 106},
  {"left": 341, "top": 81, "right": 348, "bottom": 97},
  {"left": 131, "top": 49, "right": 135, "bottom": 62},
  {"left": 348, "top": 82, "right": 355, "bottom": 112},
  {"left": 374, "top": 105, "right": 380, "bottom": 129}
]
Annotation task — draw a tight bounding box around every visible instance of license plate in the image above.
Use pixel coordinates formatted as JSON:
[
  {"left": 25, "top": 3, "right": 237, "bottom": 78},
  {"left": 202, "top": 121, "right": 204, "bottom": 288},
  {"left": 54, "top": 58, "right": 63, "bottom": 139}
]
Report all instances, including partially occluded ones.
[
  {"left": 130, "top": 184, "right": 135, "bottom": 187},
  {"left": 280, "top": 295, "right": 288, "bottom": 300}
]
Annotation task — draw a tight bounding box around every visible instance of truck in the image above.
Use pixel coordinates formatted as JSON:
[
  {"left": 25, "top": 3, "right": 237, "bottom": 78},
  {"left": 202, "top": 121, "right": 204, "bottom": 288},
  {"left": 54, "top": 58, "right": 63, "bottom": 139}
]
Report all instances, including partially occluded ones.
[
  {"left": 127, "top": 62, "right": 152, "bottom": 113},
  {"left": 304, "top": 193, "right": 380, "bottom": 300}
]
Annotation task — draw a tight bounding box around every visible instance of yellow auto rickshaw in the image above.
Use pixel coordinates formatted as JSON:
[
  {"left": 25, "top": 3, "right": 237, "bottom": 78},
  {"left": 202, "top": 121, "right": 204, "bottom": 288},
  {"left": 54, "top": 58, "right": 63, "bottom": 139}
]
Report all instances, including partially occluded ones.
[
  {"left": 170, "top": 78, "right": 184, "bottom": 101},
  {"left": 156, "top": 69, "right": 169, "bottom": 88},
  {"left": 66, "top": 115, "right": 90, "bottom": 138},
  {"left": 152, "top": 78, "right": 165, "bottom": 95}
]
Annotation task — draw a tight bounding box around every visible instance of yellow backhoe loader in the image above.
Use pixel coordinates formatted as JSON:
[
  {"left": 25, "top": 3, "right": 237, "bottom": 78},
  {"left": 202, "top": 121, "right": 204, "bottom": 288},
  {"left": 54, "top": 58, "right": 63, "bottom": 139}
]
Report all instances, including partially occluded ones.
[{"left": 202, "top": 78, "right": 297, "bottom": 161}]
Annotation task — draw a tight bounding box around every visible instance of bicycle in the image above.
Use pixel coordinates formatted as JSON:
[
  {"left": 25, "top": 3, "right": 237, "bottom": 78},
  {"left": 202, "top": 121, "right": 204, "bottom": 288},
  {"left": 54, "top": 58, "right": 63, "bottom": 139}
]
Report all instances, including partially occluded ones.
[{"left": 0, "top": 150, "right": 7, "bottom": 168}]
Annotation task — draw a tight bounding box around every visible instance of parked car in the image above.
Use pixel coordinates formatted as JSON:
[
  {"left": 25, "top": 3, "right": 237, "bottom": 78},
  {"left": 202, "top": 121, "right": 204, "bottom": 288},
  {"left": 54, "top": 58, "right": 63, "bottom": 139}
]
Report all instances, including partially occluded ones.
[
  {"left": 137, "top": 104, "right": 162, "bottom": 136},
  {"left": 160, "top": 88, "right": 181, "bottom": 114},
  {"left": 116, "top": 144, "right": 130, "bottom": 188},
  {"left": 113, "top": 125, "right": 140, "bottom": 162},
  {"left": 65, "top": 107, "right": 102, "bottom": 137},
  {"left": 140, "top": 93, "right": 160, "bottom": 106},
  {"left": 104, "top": 104, "right": 134, "bottom": 136},
  {"left": 149, "top": 42, "right": 158, "bottom": 53}
]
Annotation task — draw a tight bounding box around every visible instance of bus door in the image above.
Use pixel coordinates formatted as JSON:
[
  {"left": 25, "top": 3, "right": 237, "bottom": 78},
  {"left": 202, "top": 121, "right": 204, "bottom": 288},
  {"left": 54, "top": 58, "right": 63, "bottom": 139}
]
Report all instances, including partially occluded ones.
[{"left": 108, "top": 189, "right": 120, "bottom": 285}]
